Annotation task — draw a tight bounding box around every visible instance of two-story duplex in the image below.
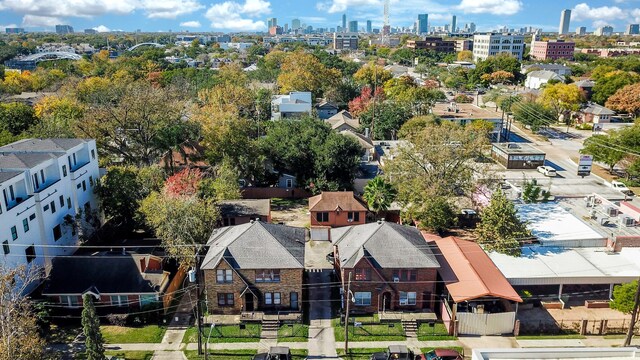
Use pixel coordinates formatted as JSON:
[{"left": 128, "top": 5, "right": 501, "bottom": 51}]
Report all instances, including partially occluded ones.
[
  {"left": 0, "top": 138, "right": 100, "bottom": 289},
  {"left": 309, "top": 191, "right": 368, "bottom": 228},
  {"left": 202, "top": 221, "right": 305, "bottom": 315},
  {"left": 331, "top": 221, "right": 440, "bottom": 313}
]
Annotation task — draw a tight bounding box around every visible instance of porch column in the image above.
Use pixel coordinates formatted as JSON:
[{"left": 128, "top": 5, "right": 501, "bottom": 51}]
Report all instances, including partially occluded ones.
[
  {"left": 558, "top": 284, "right": 563, "bottom": 299},
  {"left": 609, "top": 284, "right": 615, "bottom": 299}
]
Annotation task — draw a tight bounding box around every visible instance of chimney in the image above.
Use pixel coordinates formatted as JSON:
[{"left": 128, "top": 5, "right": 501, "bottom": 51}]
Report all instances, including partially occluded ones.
[
  {"left": 364, "top": 127, "right": 370, "bottom": 138},
  {"left": 122, "top": 247, "right": 126, "bottom": 255}
]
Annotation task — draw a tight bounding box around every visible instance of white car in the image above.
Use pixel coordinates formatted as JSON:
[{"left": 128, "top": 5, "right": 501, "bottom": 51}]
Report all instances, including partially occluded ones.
[
  {"left": 537, "top": 165, "right": 557, "bottom": 177},
  {"left": 609, "top": 180, "right": 633, "bottom": 196}
]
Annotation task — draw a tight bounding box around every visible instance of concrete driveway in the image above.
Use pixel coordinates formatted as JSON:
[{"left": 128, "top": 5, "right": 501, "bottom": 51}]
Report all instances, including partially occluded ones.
[
  {"left": 307, "top": 270, "right": 340, "bottom": 359},
  {"left": 305, "top": 241, "right": 334, "bottom": 270}
]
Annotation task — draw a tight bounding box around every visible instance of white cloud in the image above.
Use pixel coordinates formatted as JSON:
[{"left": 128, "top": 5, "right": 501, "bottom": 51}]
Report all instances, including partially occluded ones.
[
  {"left": 139, "top": 0, "right": 204, "bottom": 19},
  {"left": 316, "top": 0, "right": 380, "bottom": 14},
  {"left": 93, "top": 25, "right": 111, "bottom": 32},
  {"left": 456, "top": 0, "right": 522, "bottom": 15},
  {"left": 180, "top": 20, "right": 202, "bottom": 27},
  {"left": 0, "top": 23, "right": 17, "bottom": 31},
  {"left": 572, "top": 3, "right": 627, "bottom": 26},
  {"left": 22, "top": 14, "right": 62, "bottom": 27},
  {"left": 205, "top": 0, "right": 271, "bottom": 31}
]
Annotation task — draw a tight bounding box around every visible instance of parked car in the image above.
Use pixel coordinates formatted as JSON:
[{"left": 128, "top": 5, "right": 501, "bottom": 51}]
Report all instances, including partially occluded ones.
[
  {"left": 253, "top": 346, "right": 292, "bottom": 360},
  {"left": 608, "top": 180, "right": 634, "bottom": 196},
  {"left": 424, "top": 349, "right": 463, "bottom": 360},
  {"left": 537, "top": 165, "right": 557, "bottom": 177},
  {"left": 326, "top": 252, "right": 335, "bottom": 265},
  {"left": 370, "top": 345, "right": 422, "bottom": 360}
]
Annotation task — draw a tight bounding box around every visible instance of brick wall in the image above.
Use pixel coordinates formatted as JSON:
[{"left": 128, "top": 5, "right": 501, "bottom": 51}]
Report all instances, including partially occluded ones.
[
  {"left": 310, "top": 210, "right": 367, "bottom": 228},
  {"left": 204, "top": 261, "right": 303, "bottom": 315}
]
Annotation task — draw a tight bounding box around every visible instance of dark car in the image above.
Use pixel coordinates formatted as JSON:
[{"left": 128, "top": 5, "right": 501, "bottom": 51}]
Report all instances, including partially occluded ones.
[
  {"left": 424, "top": 349, "right": 463, "bottom": 360},
  {"left": 370, "top": 345, "right": 422, "bottom": 360},
  {"left": 253, "top": 346, "right": 292, "bottom": 360},
  {"left": 326, "top": 252, "right": 335, "bottom": 265}
]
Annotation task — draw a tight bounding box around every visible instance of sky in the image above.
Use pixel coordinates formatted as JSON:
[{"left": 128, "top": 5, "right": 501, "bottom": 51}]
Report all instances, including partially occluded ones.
[{"left": 0, "top": 0, "right": 640, "bottom": 34}]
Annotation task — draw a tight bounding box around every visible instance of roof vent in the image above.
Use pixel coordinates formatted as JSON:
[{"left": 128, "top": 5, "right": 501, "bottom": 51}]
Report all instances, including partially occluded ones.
[
  {"left": 250, "top": 219, "right": 255, "bottom": 224},
  {"left": 377, "top": 218, "right": 385, "bottom": 224}
]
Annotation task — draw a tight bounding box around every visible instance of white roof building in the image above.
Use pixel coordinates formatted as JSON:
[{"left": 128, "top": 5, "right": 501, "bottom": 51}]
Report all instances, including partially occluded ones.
[
  {"left": 472, "top": 347, "right": 640, "bottom": 360},
  {"left": 271, "top": 92, "right": 312, "bottom": 120},
  {"left": 524, "top": 70, "right": 565, "bottom": 89}
]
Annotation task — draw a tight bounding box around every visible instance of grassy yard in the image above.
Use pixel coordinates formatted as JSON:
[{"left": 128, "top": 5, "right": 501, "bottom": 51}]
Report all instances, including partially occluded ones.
[
  {"left": 182, "top": 324, "right": 262, "bottom": 343},
  {"left": 516, "top": 334, "right": 586, "bottom": 340},
  {"left": 101, "top": 325, "right": 166, "bottom": 343},
  {"left": 333, "top": 317, "right": 405, "bottom": 342},
  {"left": 336, "top": 348, "right": 386, "bottom": 360},
  {"left": 184, "top": 349, "right": 307, "bottom": 360},
  {"left": 421, "top": 347, "right": 465, "bottom": 357},
  {"left": 46, "top": 324, "right": 81, "bottom": 343},
  {"left": 417, "top": 322, "right": 457, "bottom": 341},
  {"left": 278, "top": 323, "right": 309, "bottom": 342},
  {"left": 104, "top": 351, "right": 154, "bottom": 360}
]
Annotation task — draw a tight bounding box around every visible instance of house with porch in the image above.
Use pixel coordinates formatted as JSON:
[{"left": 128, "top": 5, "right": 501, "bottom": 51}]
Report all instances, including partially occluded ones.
[
  {"left": 201, "top": 221, "right": 305, "bottom": 316},
  {"left": 309, "top": 191, "right": 368, "bottom": 228},
  {"left": 331, "top": 221, "right": 440, "bottom": 317},
  {"left": 42, "top": 250, "right": 171, "bottom": 311},
  {"left": 431, "top": 237, "right": 522, "bottom": 336}
]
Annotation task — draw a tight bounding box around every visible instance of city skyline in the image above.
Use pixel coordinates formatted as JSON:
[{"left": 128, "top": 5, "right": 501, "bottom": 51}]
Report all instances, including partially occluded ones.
[{"left": 0, "top": 0, "right": 639, "bottom": 33}]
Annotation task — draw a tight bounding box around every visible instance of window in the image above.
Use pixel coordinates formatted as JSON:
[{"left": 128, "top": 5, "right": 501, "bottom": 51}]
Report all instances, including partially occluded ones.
[
  {"left": 29, "top": 213, "right": 36, "bottom": 221},
  {"left": 61, "top": 295, "right": 80, "bottom": 307},
  {"left": 50, "top": 201, "right": 56, "bottom": 214},
  {"left": 59, "top": 195, "right": 64, "bottom": 207},
  {"left": 11, "top": 226, "right": 18, "bottom": 240},
  {"left": 264, "top": 292, "right": 281, "bottom": 305},
  {"left": 82, "top": 180, "right": 87, "bottom": 191},
  {"left": 22, "top": 219, "right": 29, "bottom": 232},
  {"left": 285, "top": 178, "right": 293, "bottom": 188},
  {"left": 256, "top": 269, "right": 280, "bottom": 282},
  {"left": 39, "top": 170, "right": 45, "bottom": 184},
  {"left": 316, "top": 212, "right": 329, "bottom": 222},
  {"left": 217, "top": 293, "right": 234, "bottom": 306},
  {"left": 347, "top": 212, "right": 360, "bottom": 222},
  {"left": 354, "top": 292, "right": 371, "bottom": 306},
  {"left": 223, "top": 218, "right": 236, "bottom": 226},
  {"left": 8, "top": 185, "right": 14, "bottom": 200},
  {"left": 393, "top": 269, "right": 417, "bottom": 282},
  {"left": 33, "top": 175, "right": 39, "bottom": 190},
  {"left": 110, "top": 295, "right": 129, "bottom": 307},
  {"left": 76, "top": 183, "right": 81, "bottom": 189},
  {"left": 89, "top": 176, "right": 94, "bottom": 187},
  {"left": 140, "top": 295, "right": 157, "bottom": 306},
  {"left": 67, "top": 197, "right": 71, "bottom": 209},
  {"left": 25, "top": 245, "right": 35, "bottom": 263},
  {"left": 399, "top": 292, "right": 417, "bottom": 306},
  {"left": 72, "top": 153, "right": 77, "bottom": 166},
  {"left": 216, "top": 269, "right": 233, "bottom": 283},
  {"left": 53, "top": 224, "right": 62, "bottom": 241},
  {"left": 354, "top": 268, "right": 371, "bottom": 281},
  {"left": 2, "top": 241, "right": 9, "bottom": 255},
  {"left": 91, "top": 149, "right": 96, "bottom": 160},
  {"left": 62, "top": 165, "right": 67, "bottom": 177},
  {"left": 43, "top": 204, "right": 49, "bottom": 212}
]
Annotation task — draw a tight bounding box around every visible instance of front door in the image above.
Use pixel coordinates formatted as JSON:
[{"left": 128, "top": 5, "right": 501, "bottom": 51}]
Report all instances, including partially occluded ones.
[
  {"left": 422, "top": 291, "right": 432, "bottom": 310},
  {"left": 245, "top": 293, "right": 254, "bottom": 311},
  {"left": 290, "top": 292, "right": 299, "bottom": 310},
  {"left": 382, "top": 292, "right": 392, "bottom": 312}
]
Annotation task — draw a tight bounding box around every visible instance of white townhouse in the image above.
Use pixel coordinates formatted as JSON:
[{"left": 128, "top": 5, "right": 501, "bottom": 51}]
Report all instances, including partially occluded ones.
[{"left": 0, "top": 139, "right": 100, "bottom": 287}]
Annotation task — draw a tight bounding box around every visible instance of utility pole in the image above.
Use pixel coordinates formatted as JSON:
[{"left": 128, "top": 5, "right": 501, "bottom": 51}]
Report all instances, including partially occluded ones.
[
  {"left": 624, "top": 278, "right": 640, "bottom": 347},
  {"left": 195, "top": 250, "right": 203, "bottom": 355},
  {"left": 371, "top": 62, "right": 377, "bottom": 141},
  {"left": 344, "top": 271, "right": 352, "bottom": 355}
]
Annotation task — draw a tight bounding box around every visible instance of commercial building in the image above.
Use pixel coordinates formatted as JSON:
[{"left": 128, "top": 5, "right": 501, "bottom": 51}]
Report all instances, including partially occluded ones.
[
  {"left": 55, "top": 24, "right": 74, "bottom": 34},
  {"left": 366, "top": 20, "right": 372, "bottom": 33},
  {"left": 267, "top": 18, "right": 277, "bottom": 29},
  {"left": 576, "top": 26, "right": 587, "bottom": 35},
  {"left": 333, "top": 32, "right": 359, "bottom": 50},
  {"left": 417, "top": 14, "right": 428, "bottom": 34},
  {"left": 84, "top": 29, "right": 97, "bottom": 34},
  {"left": 432, "top": 102, "right": 504, "bottom": 141},
  {"left": 348, "top": 20, "right": 358, "bottom": 33},
  {"left": 595, "top": 25, "right": 614, "bottom": 36},
  {"left": 530, "top": 39, "right": 575, "bottom": 60},
  {"left": 5, "top": 27, "right": 25, "bottom": 34},
  {"left": 455, "top": 39, "right": 473, "bottom": 51},
  {"left": 0, "top": 139, "right": 100, "bottom": 290},
  {"left": 268, "top": 26, "right": 283, "bottom": 36},
  {"left": 626, "top": 24, "right": 640, "bottom": 35},
  {"left": 559, "top": 9, "right": 571, "bottom": 35},
  {"left": 451, "top": 15, "right": 457, "bottom": 33},
  {"left": 406, "top": 36, "right": 455, "bottom": 52},
  {"left": 472, "top": 33, "right": 525, "bottom": 61},
  {"left": 491, "top": 142, "right": 545, "bottom": 169},
  {"left": 291, "top": 19, "right": 301, "bottom": 30},
  {"left": 342, "top": 14, "right": 347, "bottom": 32}
]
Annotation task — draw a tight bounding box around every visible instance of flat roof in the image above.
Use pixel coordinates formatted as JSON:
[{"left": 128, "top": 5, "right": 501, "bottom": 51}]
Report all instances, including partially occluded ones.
[
  {"left": 517, "top": 203, "right": 606, "bottom": 245},
  {"left": 472, "top": 347, "right": 640, "bottom": 359},
  {"left": 492, "top": 142, "right": 546, "bottom": 155},
  {"left": 562, "top": 197, "right": 640, "bottom": 239},
  {"left": 488, "top": 246, "right": 640, "bottom": 286},
  {"left": 432, "top": 102, "right": 501, "bottom": 120}
]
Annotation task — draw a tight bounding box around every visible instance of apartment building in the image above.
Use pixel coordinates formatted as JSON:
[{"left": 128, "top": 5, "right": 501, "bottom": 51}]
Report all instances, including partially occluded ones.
[
  {"left": 530, "top": 39, "right": 575, "bottom": 61},
  {"left": 0, "top": 139, "right": 100, "bottom": 283},
  {"left": 406, "top": 37, "right": 456, "bottom": 52},
  {"left": 333, "top": 32, "right": 359, "bottom": 50},
  {"left": 472, "top": 33, "right": 525, "bottom": 61}
]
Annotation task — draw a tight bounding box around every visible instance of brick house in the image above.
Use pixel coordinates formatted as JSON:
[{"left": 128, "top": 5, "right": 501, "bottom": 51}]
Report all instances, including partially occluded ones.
[
  {"left": 201, "top": 221, "right": 305, "bottom": 315},
  {"left": 219, "top": 199, "right": 271, "bottom": 226},
  {"left": 42, "top": 250, "right": 170, "bottom": 311},
  {"left": 309, "top": 191, "right": 368, "bottom": 228},
  {"left": 331, "top": 221, "right": 440, "bottom": 313}
]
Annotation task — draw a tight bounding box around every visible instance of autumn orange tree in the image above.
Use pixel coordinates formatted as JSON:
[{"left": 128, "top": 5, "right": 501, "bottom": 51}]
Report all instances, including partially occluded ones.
[{"left": 607, "top": 83, "right": 640, "bottom": 117}]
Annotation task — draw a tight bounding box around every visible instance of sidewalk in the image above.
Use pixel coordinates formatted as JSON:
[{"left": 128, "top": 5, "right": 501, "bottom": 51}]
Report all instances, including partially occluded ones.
[{"left": 149, "top": 285, "right": 196, "bottom": 359}]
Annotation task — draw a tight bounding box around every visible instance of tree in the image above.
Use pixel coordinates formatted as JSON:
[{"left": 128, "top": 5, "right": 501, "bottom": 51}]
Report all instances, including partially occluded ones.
[
  {"left": 476, "top": 189, "right": 530, "bottom": 256},
  {"left": 359, "top": 101, "right": 412, "bottom": 140},
  {"left": 397, "top": 115, "right": 441, "bottom": 139},
  {"left": 610, "top": 280, "right": 640, "bottom": 347},
  {"left": 606, "top": 83, "right": 640, "bottom": 116},
  {"left": 348, "top": 86, "right": 385, "bottom": 117},
  {"left": 0, "top": 266, "right": 45, "bottom": 360},
  {"left": 592, "top": 69, "right": 640, "bottom": 105},
  {"left": 457, "top": 50, "right": 473, "bottom": 62},
  {"left": 521, "top": 180, "right": 551, "bottom": 203},
  {"left": 0, "top": 102, "right": 38, "bottom": 135},
  {"left": 208, "top": 161, "right": 242, "bottom": 201},
  {"left": 32, "top": 95, "right": 85, "bottom": 138},
  {"left": 581, "top": 133, "right": 625, "bottom": 173},
  {"left": 353, "top": 62, "right": 393, "bottom": 89},
  {"left": 363, "top": 177, "right": 397, "bottom": 217},
  {"left": 512, "top": 101, "right": 556, "bottom": 131},
  {"left": 277, "top": 51, "right": 341, "bottom": 98},
  {"left": 82, "top": 294, "right": 105, "bottom": 360},
  {"left": 481, "top": 70, "right": 515, "bottom": 85},
  {"left": 404, "top": 196, "right": 457, "bottom": 234},
  {"left": 538, "top": 83, "right": 585, "bottom": 121}
]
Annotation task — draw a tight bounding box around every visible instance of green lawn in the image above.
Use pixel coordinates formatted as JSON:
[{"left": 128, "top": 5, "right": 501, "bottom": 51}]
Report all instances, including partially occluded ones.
[
  {"left": 336, "top": 348, "right": 386, "bottom": 360},
  {"left": 278, "top": 323, "right": 309, "bottom": 342},
  {"left": 184, "top": 350, "right": 257, "bottom": 360},
  {"left": 101, "top": 325, "right": 166, "bottom": 343},
  {"left": 333, "top": 317, "right": 405, "bottom": 342},
  {"left": 417, "top": 322, "right": 457, "bottom": 341},
  {"left": 516, "top": 334, "right": 586, "bottom": 339},
  {"left": 421, "top": 347, "right": 465, "bottom": 357},
  {"left": 46, "top": 324, "right": 81, "bottom": 343},
  {"left": 182, "top": 324, "right": 262, "bottom": 343},
  {"left": 105, "top": 351, "right": 154, "bottom": 360}
]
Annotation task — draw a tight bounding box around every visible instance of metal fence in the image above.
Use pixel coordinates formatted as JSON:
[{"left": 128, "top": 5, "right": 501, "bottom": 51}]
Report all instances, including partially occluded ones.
[{"left": 519, "top": 318, "right": 639, "bottom": 336}]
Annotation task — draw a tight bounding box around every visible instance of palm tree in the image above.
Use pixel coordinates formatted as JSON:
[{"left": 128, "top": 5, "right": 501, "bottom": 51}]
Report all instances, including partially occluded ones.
[{"left": 363, "top": 177, "right": 397, "bottom": 218}]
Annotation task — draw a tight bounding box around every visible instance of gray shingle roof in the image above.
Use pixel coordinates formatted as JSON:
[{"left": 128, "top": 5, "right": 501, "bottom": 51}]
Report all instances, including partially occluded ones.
[
  {"left": 0, "top": 153, "right": 58, "bottom": 169},
  {"left": 527, "top": 70, "right": 564, "bottom": 81},
  {"left": 0, "top": 171, "right": 23, "bottom": 183},
  {"left": 202, "top": 222, "right": 305, "bottom": 270},
  {"left": 0, "top": 138, "right": 87, "bottom": 153},
  {"left": 582, "top": 102, "right": 615, "bottom": 115},
  {"left": 332, "top": 221, "right": 440, "bottom": 269}
]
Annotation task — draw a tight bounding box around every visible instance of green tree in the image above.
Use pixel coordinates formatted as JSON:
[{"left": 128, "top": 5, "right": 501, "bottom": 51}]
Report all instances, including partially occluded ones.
[
  {"left": 404, "top": 196, "right": 457, "bottom": 234},
  {"left": 610, "top": 280, "right": 640, "bottom": 346},
  {"left": 81, "top": 294, "right": 105, "bottom": 360},
  {"left": 538, "top": 83, "right": 585, "bottom": 121},
  {"left": 353, "top": 62, "right": 393, "bottom": 89},
  {"left": 208, "top": 161, "right": 242, "bottom": 201},
  {"left": 363, "top": 177, "right": 397, "bottom": 217},
  {"left": 397, "top": 115, "right": 441, "bottom": 139},
  {"left": 512, "top": 101, "right": 556, "bottom": 131},
  {"left": 581, "top": 133, "right": 625, "bottom": 173},
  {"left": 521, "top": 180, "right": 551, "bottom": 203},
  {"left": 0, "top": 102, "right": 38, "bottom": 135},
  {"left": 476, "top": 189, "right": 530, "bottom": 256},
  {"left": 277, "top": 50, "right": 341, "bottom": 98},
  {"left": 359, "top": 101, "right": 412, "bottom": 140}
]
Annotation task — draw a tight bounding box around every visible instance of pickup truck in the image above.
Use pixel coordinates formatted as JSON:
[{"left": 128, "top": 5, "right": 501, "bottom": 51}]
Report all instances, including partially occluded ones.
[
  {"left": 370, "top": 345, "right": 423, "bottom": 360},
  {"left": 607, "top": 181, "right": 634, "bottom": 196}
]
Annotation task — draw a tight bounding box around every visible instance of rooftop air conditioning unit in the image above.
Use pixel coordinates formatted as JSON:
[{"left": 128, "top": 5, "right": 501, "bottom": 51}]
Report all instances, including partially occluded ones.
[
  {"left": 393, "top": 277, "right": 400, "bottom": 283},
  {"left": 623, "top": 216, "right": 635, "bottom": 227},
  {"left": 606, "top": 206, "right": 619, "bottom": 217}
]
